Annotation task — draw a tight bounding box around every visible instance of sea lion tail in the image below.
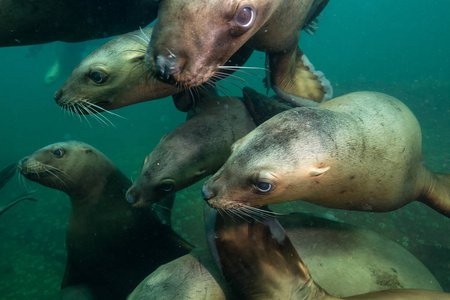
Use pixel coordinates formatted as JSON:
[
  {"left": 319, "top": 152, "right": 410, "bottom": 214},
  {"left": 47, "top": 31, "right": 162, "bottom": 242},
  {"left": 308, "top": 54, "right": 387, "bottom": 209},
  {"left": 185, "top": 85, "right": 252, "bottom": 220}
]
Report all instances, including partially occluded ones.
[{"left": 418, "top": 169, "right": 450, "bottom": 217}]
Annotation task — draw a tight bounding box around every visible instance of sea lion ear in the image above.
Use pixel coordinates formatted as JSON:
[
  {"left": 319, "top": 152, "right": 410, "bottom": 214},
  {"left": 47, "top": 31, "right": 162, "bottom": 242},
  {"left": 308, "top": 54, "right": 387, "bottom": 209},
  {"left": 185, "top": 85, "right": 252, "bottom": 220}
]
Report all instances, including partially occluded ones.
[{"left": 309, "top": 166, "right": 330, "bottom": 177}]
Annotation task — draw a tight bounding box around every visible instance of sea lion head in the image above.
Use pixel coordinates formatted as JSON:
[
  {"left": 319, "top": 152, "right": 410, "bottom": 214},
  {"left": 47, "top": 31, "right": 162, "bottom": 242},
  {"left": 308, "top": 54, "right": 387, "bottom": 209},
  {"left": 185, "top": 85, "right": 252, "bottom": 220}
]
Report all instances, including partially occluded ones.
[
  {"left": 202, "top": 108, "right": 333, "bottom": 209},
  {"left": 18, "top": 141, "right": 116, "bottom": 198},
  {"left": 54, "top": 27, "right": 177, "bottom": 114},
  {"left": 126, "top": 130, "right": 223, "bottom": 207},
  {"left": 146, "top": 0, "right": 269, "bottom": 87}
]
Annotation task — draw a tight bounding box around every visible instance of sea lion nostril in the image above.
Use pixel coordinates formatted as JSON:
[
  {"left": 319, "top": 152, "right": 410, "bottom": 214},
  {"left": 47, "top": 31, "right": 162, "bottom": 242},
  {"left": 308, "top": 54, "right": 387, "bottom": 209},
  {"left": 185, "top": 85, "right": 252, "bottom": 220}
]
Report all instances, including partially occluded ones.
[
  {"left": 155, "top": 54, "right": 179, "bottom": 80},
  {"left": 201, "top": 185, "right": 215, "bottom": 201},
  {"left": 125, "top": 191, "right": 137, "bottom": 204}
]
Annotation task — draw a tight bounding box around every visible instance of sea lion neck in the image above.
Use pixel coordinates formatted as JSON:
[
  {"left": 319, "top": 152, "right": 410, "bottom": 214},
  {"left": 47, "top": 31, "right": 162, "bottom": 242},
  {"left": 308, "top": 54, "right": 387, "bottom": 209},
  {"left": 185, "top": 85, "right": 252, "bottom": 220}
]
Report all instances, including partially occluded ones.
[{"left": 68, "top": 168, "right": 131, "bottom": 210}]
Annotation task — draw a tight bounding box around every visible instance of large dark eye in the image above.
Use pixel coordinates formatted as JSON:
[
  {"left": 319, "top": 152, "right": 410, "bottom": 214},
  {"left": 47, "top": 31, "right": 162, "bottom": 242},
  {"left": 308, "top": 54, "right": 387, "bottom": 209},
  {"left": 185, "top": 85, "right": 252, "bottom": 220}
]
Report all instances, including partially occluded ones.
[
  {"left": 89, "top": 71, "right": 106, "bottom": 84},
  {"left": 235, "top": 6, "right": 255, "bottom": 27},
  {"left": 159, "top": 183, "right": 173, "bottom": 192},
  {"left": 52, "top": 149, "right": 65, "bottom": 158},
  {"left": 255, "top": 181, "right": 272, "bottom": 193}
]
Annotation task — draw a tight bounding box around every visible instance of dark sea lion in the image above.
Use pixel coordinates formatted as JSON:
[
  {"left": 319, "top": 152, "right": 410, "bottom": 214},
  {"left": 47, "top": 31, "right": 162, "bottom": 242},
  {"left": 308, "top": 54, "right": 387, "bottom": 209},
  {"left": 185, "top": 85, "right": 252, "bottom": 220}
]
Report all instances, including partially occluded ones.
[
  {"left": 129, "top": 210, "right": 442, "bottom": 299},
  {"left": 0, "top": 162, "right": 16, "bottom": 190},
  {"left": 146, "top": 0, "right": 332, "bottom": 106},
  {"left": 0, "top": 191, "right": 37, "bottom": 216},
  {"left": 54, "top": 27, "right": 179, "bottom": 114},
  {"left": 202, "top": 91, "right": 450, "bottom": 217},
  {"left": 0, "top": 0, "right": 159, "bottom": 47},
  {"left": 207, "top": 208, "right": 450, "bottom": 299},
  {"left": 18, "top": 141, "right": 193, "bottom": 300},
  {"left": 126, "top": 90, "right": 256, "bottom": 207}
]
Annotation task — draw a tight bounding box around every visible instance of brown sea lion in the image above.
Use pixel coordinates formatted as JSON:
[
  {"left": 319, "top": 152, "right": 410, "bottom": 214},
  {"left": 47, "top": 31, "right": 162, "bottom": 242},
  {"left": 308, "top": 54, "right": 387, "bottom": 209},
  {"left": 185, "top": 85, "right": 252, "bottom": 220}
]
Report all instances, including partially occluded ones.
[
  {"left": 126, "top": 89, "right": 256, "bottom": 207},
  {"left": 0, "top": 0, "right": 159, "bottom": 47},
  {"left": 145, "top": 0, "right": 332, "bottom": 106},
  {"left": 129, "top": 210, "right": 442, "bottom": 299},
  {"left": 202, "top": 91, "right": 450, "bottom": 217},
  {"left": 17, "top": 141, "right": 193, "bottom": 300},
  {"left": 207, "top": 208, "right": 450, "bottom": 299}
]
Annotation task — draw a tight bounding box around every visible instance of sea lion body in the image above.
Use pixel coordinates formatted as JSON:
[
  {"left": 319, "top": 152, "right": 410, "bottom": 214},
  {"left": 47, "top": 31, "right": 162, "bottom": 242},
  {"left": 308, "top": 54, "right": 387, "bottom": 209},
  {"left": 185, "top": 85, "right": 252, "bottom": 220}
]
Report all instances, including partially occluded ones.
[
  {"left": 126, "top": 92, "right": 256, "bottom": 207},
  {"left": 202, "top": 92, "right": 450, "bottom": 216},
  {"left": 129, "top": 212, "right": 442, "bottom": 299},
  {"left": 0, "top": 0, "right": 159, "bottom": 47},
  {"left": 207, "top": 208, "right": 449, "bottom": 299},
  {"left": 54, "top": 27, "right": 179, "bottom": 113},
  {"left": 146, "top": 0, "right": 332, "bottom": 105},
  {"left": 18, "top": 141, "right": 193, "bottom": 300}
]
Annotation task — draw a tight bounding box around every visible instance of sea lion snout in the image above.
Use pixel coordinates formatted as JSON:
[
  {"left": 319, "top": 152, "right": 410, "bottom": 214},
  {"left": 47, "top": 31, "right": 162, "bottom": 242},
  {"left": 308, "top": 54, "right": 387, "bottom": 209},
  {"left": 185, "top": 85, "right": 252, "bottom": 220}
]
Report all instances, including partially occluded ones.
[{"left": 155, "top": 54, "right": 180, "bottom": 81}]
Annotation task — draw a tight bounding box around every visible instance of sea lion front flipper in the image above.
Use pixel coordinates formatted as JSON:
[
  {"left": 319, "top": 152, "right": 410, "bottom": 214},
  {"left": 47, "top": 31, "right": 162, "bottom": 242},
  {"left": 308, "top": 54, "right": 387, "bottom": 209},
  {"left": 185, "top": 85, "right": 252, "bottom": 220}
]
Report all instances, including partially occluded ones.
[
  {"left": 267, "top": 45, "right": 332, "bottom": 107},
  {"left": 242, "top": 87, "right": 293, "bottom": 126},
  {"left": 0, "top": 162, "right": 17, "bottom": 190}
]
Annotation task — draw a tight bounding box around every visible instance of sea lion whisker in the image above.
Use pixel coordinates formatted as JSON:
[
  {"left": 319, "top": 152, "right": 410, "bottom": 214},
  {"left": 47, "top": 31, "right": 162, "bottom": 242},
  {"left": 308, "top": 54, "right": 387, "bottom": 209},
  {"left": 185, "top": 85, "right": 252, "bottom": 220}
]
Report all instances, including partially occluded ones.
[
  {"left": 131, "top": 34, "right": 150, "bottom": 46},
  {"left": 88, "top": 102, "right": 126, "bottom": 120},
  {"left": 239, "top": 204, "right": 285, "bottom": 217},
  {"left": 44, "top": 165, "right": 73, "bottom": 182},
  {"left": 213, "top": 76, "right": 245, "bottom": 92},
  {"left": 139, "top": 26, "right": 151, "bottom": 43},
  {"left": 72, "top": 105, "right": 84, "bottom": 123},
  {"left": 218, "top": 67, "right": 265, "bottom": 78},
  {"left": 86, "top": 106, "right": 116, "bottom": 127},
  {"left": 215, "top": 72, "right": 248, "bottom": 84},
  {"left": 45, "top": 169, "right": 68, "bottom": 187},
  {"left": 77, "top": 104, "right": 94, "bottom": 128},
  {"left": 213, "top": 81, "right": 233, "bottom": 97},
  {"left": 218, "top": 65, "right": 268, "bottom": 72}
]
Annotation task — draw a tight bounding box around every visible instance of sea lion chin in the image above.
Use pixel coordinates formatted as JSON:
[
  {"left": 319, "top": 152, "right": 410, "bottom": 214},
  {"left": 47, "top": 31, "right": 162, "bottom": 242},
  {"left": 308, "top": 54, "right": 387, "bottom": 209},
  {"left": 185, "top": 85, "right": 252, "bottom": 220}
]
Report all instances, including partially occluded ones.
[{"left": 202, "top": 91, "right": 450, "bottom": 217}]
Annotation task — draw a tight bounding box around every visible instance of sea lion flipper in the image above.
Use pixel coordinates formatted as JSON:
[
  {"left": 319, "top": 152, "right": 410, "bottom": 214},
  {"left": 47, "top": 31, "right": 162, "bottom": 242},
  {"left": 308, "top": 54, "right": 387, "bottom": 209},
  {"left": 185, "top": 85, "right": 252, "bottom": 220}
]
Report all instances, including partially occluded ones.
[
  {"left": 0, "top": 162, "right": 17, "bottom": 190},
  {"left": 242, "top": 87, "right": 293, "bottom": 126},
  {"left": 267, "top": 46, "right": 333, "bottom": 107},
  {"left": 419, "top": 171, "right": 450, "bottom": 217}
]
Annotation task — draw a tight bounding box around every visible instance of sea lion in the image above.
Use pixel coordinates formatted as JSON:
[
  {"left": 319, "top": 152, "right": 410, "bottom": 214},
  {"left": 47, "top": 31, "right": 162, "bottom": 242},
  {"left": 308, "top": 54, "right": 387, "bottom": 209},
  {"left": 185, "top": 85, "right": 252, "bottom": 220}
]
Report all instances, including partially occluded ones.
[
  {"left": 0, "top": 0, "right": 159, "bottom": 47},
  {"left": 129, "top": 210, "right": 442, "bottom": 299},
  {"left": 0, "top": 191, "right": 37, "bottom": 216},
  {"left": 145, "top": 0, "right": 332, "bottom": 106},
  {"left": 202, "top": 91, "right": 450, "bottom": 217},
  {"left": 18, "top": 141, "right": 193, "bottom": 300},
  {"left": 55, "top": 26, "right": 253, "bottom": 114},
  {"left": 54, "top": 27, "right": 179, "bottom": 114},
  {"left": 207, "top": 207, "right": 450, "bottom": 299},
  {"left": 126, "top": 89, "right": 256, "bottom": 207}
]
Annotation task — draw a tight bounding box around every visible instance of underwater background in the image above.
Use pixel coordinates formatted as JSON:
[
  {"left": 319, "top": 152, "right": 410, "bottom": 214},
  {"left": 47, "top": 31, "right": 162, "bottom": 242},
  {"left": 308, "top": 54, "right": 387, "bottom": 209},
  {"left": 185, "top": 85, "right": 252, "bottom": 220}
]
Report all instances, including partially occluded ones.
[{"left": 0, "top": 0, "right": 448, "bottom": 299}]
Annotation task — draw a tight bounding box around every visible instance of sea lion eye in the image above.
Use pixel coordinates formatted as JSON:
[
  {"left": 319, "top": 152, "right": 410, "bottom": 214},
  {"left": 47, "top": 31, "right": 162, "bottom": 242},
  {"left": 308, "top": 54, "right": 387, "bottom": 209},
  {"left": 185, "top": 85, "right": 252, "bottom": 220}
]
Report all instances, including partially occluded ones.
[
  {"left": 235, "top": 6, "right": 255, "bottom": 27},
  {"left": 255, "top": 181, "right": 272, "bottom": 193},
  {"left": 52, "top": 149, "right": 65, "bottom": 158},
  {"left": 160, "top": 183, "right": 173, "bottom": 192},
  {"left": 89, "top": 71, "right": 106, "bottom": 84}
]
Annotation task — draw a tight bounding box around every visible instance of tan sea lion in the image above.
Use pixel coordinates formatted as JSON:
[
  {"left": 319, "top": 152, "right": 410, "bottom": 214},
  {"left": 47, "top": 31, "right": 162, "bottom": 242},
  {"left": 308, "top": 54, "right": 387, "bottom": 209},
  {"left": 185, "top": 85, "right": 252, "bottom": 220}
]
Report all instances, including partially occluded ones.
[
  {"left": 54, "top": 27, "right": 179, "bottom": 114},
  {"left": 55, "top": 27, "right": 253, "bottom": 114},
  {"left": 207, "top": 207, "right": 450, "bottom": 299},
  {"left": 18, "top": 141, "right": 193, "bottom": 300},
  {"left": 146, "top": 0, "right": 332, "bottom": 106},
  {"left": 0, "top": 0, "right": 159, "bottom": 47},
  {"left": 126, "top": 89, "right": 256, "bottom": 207},
  {"left": 202, "top": 91, "right": 450, "bottom": 217},
  {"left": 129, "top": 211, "right": 443, "bottom": 299}
]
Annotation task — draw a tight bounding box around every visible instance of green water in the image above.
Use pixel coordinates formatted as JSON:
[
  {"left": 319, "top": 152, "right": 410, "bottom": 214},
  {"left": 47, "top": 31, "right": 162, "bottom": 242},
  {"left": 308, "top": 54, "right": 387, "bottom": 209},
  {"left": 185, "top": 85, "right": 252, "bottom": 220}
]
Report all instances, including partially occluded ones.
[{"left": 0, "top": 1, "right": 449, "bottom": 299}]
